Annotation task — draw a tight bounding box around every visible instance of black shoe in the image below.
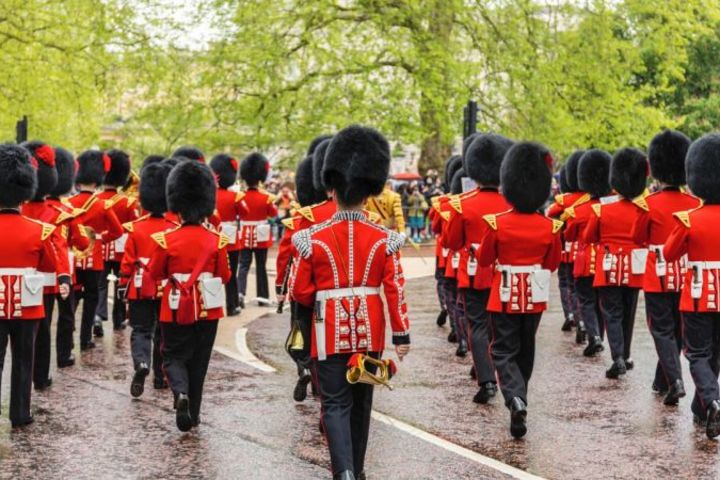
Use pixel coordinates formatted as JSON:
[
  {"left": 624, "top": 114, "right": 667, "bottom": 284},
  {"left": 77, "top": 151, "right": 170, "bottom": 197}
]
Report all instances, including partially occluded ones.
[
  {"left": 652, "top": 380, "right": 669, "bottom": 395},
  {"left": 93, "top": 321, "right": 104, "bottom": 338},
  {"left": 583, "top": 336, "right": 604, "bottom": 357},
  {"left": 624, "top": 358, "right": 634, "bottom": 370},
  {"left": 706, "top": 400, "right": 720, "bottom": 439},
  {"left": 447, "top": 330, "right": 457, "bottom": 343},
  {"left": 154, "top": 376, "right": 168, "bottom": 389},
  {"left": 191, "top": 415, "right": 201, "bottom": 427},
  {"left": 356, "top": 473, "right": 366, "bottom": 480},
  {"left": 130, "top": 363, "right": 150, "bottom": 398},
  {"left": 606, "top": 358, "right": 627, "bottom": 379},
  {"left": 333, "top": 470, "right": 355, "bottom": 480},
  {"left": 509, "top": 397, "right": 528, "bottom": 439},
  {"left": 575, "top": 321, "right": 587, "bottom": 344},
  {"left": 436, "top": 309, "right": 448, "bottom": 326},
  {"left": 311, "top": 382, "right": 319, "bottom": 397},
  {"left": 176, "top": 393, "right": 193, "bottom": 432},
  {"left": 58, "top": 355, "right": 75, "bottom": 368},
  {"left": 470, "top": 366, "right": 476, "bottom": 380},
  {"left": 561, "top": 318, "right": 573, "bottom": 332},
  {"left": 11, "top": 416, "right": 34, "bottom": 429},
  {"left": 473, "top": 382, "right": 497, "bottom": 404},
  {"left": 113, "top": 322, "right": 127, "bottom": 331},
  {"left": 80, "top": 341, "right": 96, "bottom": 351},
  {"left": 229, "top": 307, "right": 242, "bottom": 316},
  {"left": 34, "top": 378, "right": 52, "bottom": 391},
  {"left": 293, "top": 370, "right": 312, "bottom": 402},
  {"left": 664, "top": 379, "right": 686, "bottom": 406},
  {"left": 455, "top": 339, "right": 468, "bottom": 357},
  {"left": 238, "top": 296, "right": 245, "bottom": 310}
]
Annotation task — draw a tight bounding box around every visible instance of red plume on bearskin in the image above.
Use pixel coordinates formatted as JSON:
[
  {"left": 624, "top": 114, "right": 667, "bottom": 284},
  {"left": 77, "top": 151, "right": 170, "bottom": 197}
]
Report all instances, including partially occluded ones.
[{"left": 35, "top": 144, "right": 56, "bottom": 167}]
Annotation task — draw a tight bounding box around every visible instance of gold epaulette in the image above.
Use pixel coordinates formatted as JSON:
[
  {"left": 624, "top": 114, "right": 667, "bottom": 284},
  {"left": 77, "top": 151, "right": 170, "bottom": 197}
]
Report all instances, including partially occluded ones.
[
  {"left": 123, "top": 221, "right": 134, "bottom": 233},
  {"left": 483, "top": 214, "right": 498, "bottom": 231},
  {"left": 632, "top": 196, "right": 649, "bottom": 212},
  {"left": 440, "top": 211, "right": 451, "bottom": 221},
  {"left": 282, "top": 217, "right": 298, "bottom": 230},
  {"left": 561, "top": 206, "right": 576, "bottom": 221},
  {"left": 449, "top": 195, "right": 462, "bottom": 214},
  {"left": 551, "top": 218, "right": 564, "bottom": 234},
  {"left": 26, "top": 218, "right": 56, "bottom": 240},
  {"left": 554, "top": 194, "right": 565, "bottom": 206},
  {"left": 150, "top": 232, "right": 167, "bottom": 249},
  {"left": 298, "top": 205, "right": 315, "bottom": 222},
  {"left": 127, "top": 196, "right": 138, "bottom": 207},
  {"left": 591, "top": 204, "right": 601, "bottom": 217},
  {"left": 218, "top": 233, "right": 230, "bottom": 249},
  {"left": 673, "top": 211, "right": 691, "bottom": 228}
]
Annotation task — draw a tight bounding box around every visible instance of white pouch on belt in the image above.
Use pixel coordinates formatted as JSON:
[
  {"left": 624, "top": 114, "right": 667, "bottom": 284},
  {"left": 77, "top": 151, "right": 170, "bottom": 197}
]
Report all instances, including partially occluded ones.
[
  {"left": 221, "top": 222, "right": 238, "bottom": 245},
  {"left": 199, "top": 277, "right": 224, "bottom": 309},
  {"left": 256, "top": 224, "right": 271, "bottom": 243},
  {"left": 530, "top": 269, "right": 551, "bottom": 303},
  {"left": 631, "top": 249, "right": 649, "bottom": 274},
  {"left": 22, "top": 272, "right": 45, "bottom": 307},
  {"left": 451, "top": 252, "right": 460, "bottom": 269},
  {"left": 114, "top": 233, "right": 128, "bottom": 253},
  {"left": 467, "top": 257, "right": 478, "bottom": 276}
]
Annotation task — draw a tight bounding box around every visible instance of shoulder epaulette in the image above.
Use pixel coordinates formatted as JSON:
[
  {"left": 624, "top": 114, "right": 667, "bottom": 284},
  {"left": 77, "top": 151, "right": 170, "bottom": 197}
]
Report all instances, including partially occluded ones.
[
  {"left": 673, "top": 211, "right": 691, "bottom": 228},
  {"left": 554, "top": 194, "right": 565, "bottom": 206},
  {"left": 449, "top": 195, "right": 462, "bottom": 214},
  {"left": 591, "top": 204, "right": 601, "bottom": 217},
  {"left": 298, "top": 205, "right": 315, "bottom": 222},
  {"left": 218, "top": 233, "right": 230, "bottom": 249},
  {"left": 562, "top": 206, "right": 576, "bottom": 220},
  {"left": 440, "top": 211, "right": 451, "bottom": 221},
  {"left": 551, "top": 218, "right": 564, "bottom": 234},
  {"left": 27, "top": 218, "right": 56, "bottom": 240},
  {"left": 632, "top": 196, "right": 649, "bottom": 212},
  {"left": 292, "top": 229, "right": 312, "bottom": 258},
  {"left": 54, "top": 208, "right": 75, "bottom": 224},
  {"left": 571, "top": 193, "right": 591, "bottom": 208},
  {"left": 282, "top": 217, "right": 298, "bottom": 230},
  {"left": 482, "top": 214, "right": 498, "bottom": 231},
  {"left": 81, "top": 193, "right": 98, "bottom": 211},
  {"left": 150, "top": 232, "right": 167, "bottom": 249},
  {"left": 123, "top": 221, "right": 134, "bottom": 233},
  {"left": 386, "top": 231, "right": 406, "bottom": 254},
  {"left": 235, "top": 191, "right": 245, "bottom": 202}
]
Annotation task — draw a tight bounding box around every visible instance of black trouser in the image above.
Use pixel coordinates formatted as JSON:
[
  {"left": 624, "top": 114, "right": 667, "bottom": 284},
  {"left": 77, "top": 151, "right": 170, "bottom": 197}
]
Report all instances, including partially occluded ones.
[
  {"left": 315, "top": 352, "right": 377, "bottom": 476},
  {"left": 226, "top": 250, "right": 240, "bottom": 312},
  {"left": 464, "top": 288, "right": 496, "bottom": 385},
  {"left": 435, "top": 264, "right": 448, "bottom": 311},
  {"left": 34, "top": 294, "right": 55, "bottom": 385},
  {"left": 96, "top": 261, "right": 126, "bottom": 328},
  {"left": 75, "top": 269, "right": 101, "bottom": 345},
  {"left": 0, "top": 319, "right": 39, "bottom": 426},
  {"left": 683, "top": 312, "right": 720, "bottom": 412},
  {"left": 44, "top": 290, "right": 76, "bottom": 363},
  {"left": 237, "top": 248, "right": 269, "bottom": 301},
  {"left": 598, "top": 287, "right": 639, "bottom": 361},
  {"left": 445, "top": 278, "right": 467, "bottom": 343},
  {"left": 161, "top": 321, "right": 218, "bottom": 422},
  {"left": 490, "top": 312, "right": 541, "bottom": 407},
  {"left": 558, "top": 263, "right": 576, "bottom": 322},
  {"left": 292, "top": 302, "right": 313, "bottom": 374},
  {"left": 646, "top": 292, "right": 683, "bottom": 387},
  {"left": 574, "top": 276, "right": 604, "bottom": 339},
  {"left": 129, "top": 299, "right": 163, "bottom": 379}
]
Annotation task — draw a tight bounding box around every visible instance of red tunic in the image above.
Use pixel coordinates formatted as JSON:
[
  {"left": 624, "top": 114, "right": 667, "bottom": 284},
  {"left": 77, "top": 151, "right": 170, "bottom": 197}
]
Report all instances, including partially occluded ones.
[
  {"left": 238, "top": 188, "right": 278, "bottom": 249},
  {"left": 67, "top": 191, "right": 124, "bottom": 271},
  {"left": 477, "top": 210, "right": 562, "bottom": 314},
  {"left": 96, "top": 189, "right": 140, "bottom": 262},
  {"left": 583, "top": 197, "right": 647, "bottom": 288},
  {"left": 148, "top": 225, "right": 232, "bottom": 322},
  {"left": 444, "top": 188, "right": 510, "bottom": 290},
  {"left": 290, "top": 210, "right": 410, "bottom": 359},
  {"left": 215, "top": 188, "right": 247, "bottom": 252},
  {"left": 631, "top": 188, "right": 701, "bottom": 293},
  {"left": 564, "top": 199, "right": 599, "bottom": 278},
  {"left": 0, "top": 211, "right": 57, "bottom": 320}
]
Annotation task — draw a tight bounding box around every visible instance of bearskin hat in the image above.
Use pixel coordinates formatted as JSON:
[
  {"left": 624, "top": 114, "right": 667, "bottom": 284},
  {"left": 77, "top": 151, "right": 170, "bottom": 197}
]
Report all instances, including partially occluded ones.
[
  {"left": 172, "top": 146, "right": 205, "bottom": 163},
  {"left": 240, "top": 152, "right": 269, "bottom": 186},
  {"left": 210, "top": 153, "right": 239, "bottom": 189},
  {"left": 312, "top": 138, "right": 332, "bottom": 191},
  {"left": 450, "top": 168, "right": 466, "bottom": 195},
  {"left": 687, "top": 133, "right": 720, "bottom": 204},
  {"left": 323, "top": 125, "right": 390, "bottom": 206},
  {"left": 558, "top": 166, "right": 571, "bottom": 193},
  {"left": 444, "top": 155, "right": 463, "bottom": 192},
  {"left": 578, "top": 149, "right": 612, "bottom": 198},
  {"left": 294, "top": 156, "right": 320, "bottom": 206},
  {"left": 22, "top": 141, "right": 57, "bottom": 201},
  {"left": 307, "top": 134, "right": 333, "bottom": 156},
  {"left": 167, "top": 160, "right": 216, "bottom": 223},
  {"left": 51, "top": 147, "right": 75, "bottom": 197},
  {"left": 163, "top": 157, "right": 181, "bottom": 168},
  {"left": 462, "top": 133, "right": 480, "bottom": 159},
  {"left": 141, "top": 154, "right": 165, "bottom": 171},
  {"left": 464, "top": 133, "right": 514, "bottom": 186},
  {"left": 611, "top": 148, "right": 648, "bottom": 199},
  {"left": 0, "top": 144, "right": 37, "bottom": 207},
  {"left": 564, "top": 149, "right": 585, "bottom": 192},
  {"left": 501, "top": 142, "right": 553, "bottom": 213},
  {"left": 140, "top": 162, "right": 172, "bottom": 216},
  {"left": 75, "top": 149, "right": 109, "bottom": 186},
  {"left": 104, "top": 149, "right": 131, "bottom": 187},
  {"left": 648, "top": 130, "right": 691, "bottom": 186}
]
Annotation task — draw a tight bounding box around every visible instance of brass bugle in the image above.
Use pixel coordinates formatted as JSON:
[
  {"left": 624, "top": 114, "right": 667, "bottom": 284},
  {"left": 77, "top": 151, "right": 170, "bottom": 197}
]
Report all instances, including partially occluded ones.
[{"left": 346, "top": 354, "right": 394, "bottom": 390}]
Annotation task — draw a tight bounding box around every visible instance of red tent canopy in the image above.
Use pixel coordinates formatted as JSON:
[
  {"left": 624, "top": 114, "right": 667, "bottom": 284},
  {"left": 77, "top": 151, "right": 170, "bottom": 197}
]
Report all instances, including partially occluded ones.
[{"left": 392, "top": 172, "right": 422, "bottom": 181}]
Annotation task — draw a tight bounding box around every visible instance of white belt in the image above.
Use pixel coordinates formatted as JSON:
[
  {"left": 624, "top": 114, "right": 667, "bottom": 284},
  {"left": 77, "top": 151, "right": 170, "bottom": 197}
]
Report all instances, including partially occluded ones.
[
  {"left": 497, "top": 264, "right": 540, "bottom": 274},
  {"left": 688, "top": 261, "right": 720, "bottom": 270},
  {"left": 172, "top": 272, "right": 213, "bottom": 283},
  {"left": 0, "top": 268, "right": 38, "bottom": 276},
  {"left": 41, "top": 272, "right": 56, "bottom": 287},
  {"left": 240, "top": 220, "right": 268, "bottom": 226}
]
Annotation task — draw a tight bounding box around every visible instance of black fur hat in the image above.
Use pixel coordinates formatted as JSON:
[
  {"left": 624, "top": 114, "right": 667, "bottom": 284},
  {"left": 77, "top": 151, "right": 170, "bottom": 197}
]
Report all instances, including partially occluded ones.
[
  {"left": 564, "top": 149, "right": 585, "bottom": 192},
  {"left": 578, "top": 149, "right": 612, "bottom": 198},
  {"left": 450, "top": 168, "right": 466, "bottom": 195},
  {"left": 307, "top": 134, "right": 333, "bottom": 156},
  {"left": 51, "top": 147, "right": 75, "bottom": 197},
  {"left": 444, "top": 155, "right": 463, "bottom": 191},
  {"left": 167, "top": 160, "right": 216, "bottom": 223},
  {"left": 141, "top": 154, "right": 165, "bottom": 171},
  {"left": 0, "top": 144, "right": 37, "bottom": 207},
  {"left": 464, "top": 133, "right": 514, "bottom": 186},
  {"left": 75, "top": 149, "right": 109, "bottom": 186},
  {"left": 323, "top": 125, "right": 390, "bottom": 206},
  {"left": 240, "top": 152, "right": 269, "bottom": 186},
  {"left": 501, "top": 142, "right": 553, "bottom": 213},
  {"left": 648, "top": 130, "right": 690, "bottom": 186},
  {"left": 558, "top": 166, "right": 571, "bottom": 193},
  {"left": 22, "top": 141, "right": 58, "bottom": 201},
  {"left": 462, "top": 133, "right": 480, "bottom": 159},
  {"left": 611, "top": 148, "right": 648, "bottom": 199},
  {"left": 295, "top": 155, "right": 321, "bottom": 206},
  {"left": 209, "top": 153, "right": 239, "bottom": 189},
  {"left": 312, "top": 138, "right": 331, "bottom": 191},
  {"left": 172, "top": 146, "right": 205, "bottom": 163},
  {"left": 163, "top": 157, "right": 181, "bottom": 168},
  {"left": 687, "top": 133, "right": 720, "bottom": 204},
  {"left": 104, "top": 149, "right": 131, "bottom": 187},
  {"left": 140, "top": 162, "right": 172, "bottom": 216}
]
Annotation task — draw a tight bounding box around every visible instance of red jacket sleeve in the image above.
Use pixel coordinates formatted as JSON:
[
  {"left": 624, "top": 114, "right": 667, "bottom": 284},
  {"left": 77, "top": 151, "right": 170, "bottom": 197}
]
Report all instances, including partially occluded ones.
[
  {"left": 39, "top": 234, "right": 58, "bottom": 275},
  {"left": 543, "top": 232, "right": 562, "bottom": 272},
  {"left": 50, "top": 230, "right": 71, "bottom": 282},
  {"left": 215, "top": 246, "right": 232, "bottom": 284},
  {"left": 147, "top": 243, "right": 169, "bottom": 283},
  {"left": 477, "top": 228, "right": 499, "bottom": 267},
  {"left": 546, "top": 202, "right": 563, "bottom": 219},
  {"left": 631, "top": 210, "right": 650, "bottom": 246},
  {"left": 119, "top": 232, "right": 137, "bottom": 286},
  {"left": 289, "top": 255, "right": 316, "bottom": 307},
  {"left": 582, "top": 210, "right": 601, "bottom": 244},
  {"left": 103, "top": 207, "right": 124, "bottom": 242},
  {"left": 444, "top": 210, "right": 464, "bottom": 251},
  {"left": 275, "top": 227, "right": 295, "bottom": 290},
  {"left": 663, "top": 221, "right": 689, "bottom": 263},
  {"left": 382, "top": 250, "right": 410, "bottom": 345}
]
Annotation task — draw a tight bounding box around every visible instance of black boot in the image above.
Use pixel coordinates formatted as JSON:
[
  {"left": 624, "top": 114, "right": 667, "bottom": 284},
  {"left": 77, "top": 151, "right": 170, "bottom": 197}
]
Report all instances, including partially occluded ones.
[
  {"left": 470, "top": 366, "right": 476, "bottom": 380},
  {"left": 58, "top": 354, "right": 75, "bottom": 368},
  {"left": 561, "top": 315, "right": 573, "bottom": 332},
  {"left": 447, "top": 329, "right": 457, "bottom": 343},
  {"left": 93, "top": 320, "right": 104, "bottom": 338},
  {"left": 605, "top": 358, "right": 627, "bottom": 379},
  {"left": 575, "top": 320, "right": 587, "bottom": 344},
  {"left": 34, "top": 378, "right": 53, "bottom": 391},
  {"left": 509, "top": 397, "right": 527, "bottom": 439},
  {"left": 436, "top": 309, "right": 447, "bottom": 326},
  {"left": 664, "top": 379, "right": 686, "bottom": 406},
  {"left": 154, "top": 376, "right": 169, "bottom": 389},
  {"left": 455, "top": 339, "right": 468, "bottom": 357},
  {"left": 130, "top": 362, "right": 150, "bottom": 398},
  {"left": 473, "top": 382, "right": 497, "bottom": 404},
  {"left": 80, "top": 341, "right": 95, "bottom": 351},
  {"left": 176, "top": 393, "right": 193, "bottom": 432},
  {"left": 293, "top": 369, "right": 312, "bottom": 402},
  {"left": 707, "top": 400, "right": 720, "bottom": 439},
  {"left": 333, "top": 471, "right": 355, "bottom": 480},
  {"left": 583, "top": 336, "right": 604, "bottom": 357},
  {"left": 624, "top": 357, "right": 634, "bottom": 370}
]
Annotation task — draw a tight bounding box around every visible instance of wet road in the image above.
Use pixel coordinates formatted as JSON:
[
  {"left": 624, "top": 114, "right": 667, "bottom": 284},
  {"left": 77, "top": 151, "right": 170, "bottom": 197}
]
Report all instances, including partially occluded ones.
[{"left": 2, "top": 273, "right": 720, "bottom": 479}]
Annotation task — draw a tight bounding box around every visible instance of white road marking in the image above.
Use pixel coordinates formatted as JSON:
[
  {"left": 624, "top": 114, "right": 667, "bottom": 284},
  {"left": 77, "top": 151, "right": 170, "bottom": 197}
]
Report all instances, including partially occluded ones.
[
  {"left": 214, "top": 327, "right": 276, "bottom": 373},
  {"left": 371, "top": 411, "right": 546, "bottom": 480}
]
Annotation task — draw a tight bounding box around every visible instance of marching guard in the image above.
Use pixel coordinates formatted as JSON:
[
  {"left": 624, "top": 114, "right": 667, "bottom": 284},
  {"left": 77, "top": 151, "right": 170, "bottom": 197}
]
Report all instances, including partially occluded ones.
[
  {"left": 290, "top": 125, "right": 410, "bottom": 480},
  {"left": 147, "top": 160, "right": 231, "bottom": 431},
  {"left": 477, "top": 142, "right": 562, "bottom": 438}
]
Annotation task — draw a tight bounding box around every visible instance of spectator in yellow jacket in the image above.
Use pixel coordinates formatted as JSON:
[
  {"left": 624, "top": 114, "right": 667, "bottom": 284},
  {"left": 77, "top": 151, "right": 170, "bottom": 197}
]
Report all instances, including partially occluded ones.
[{"left": 366, "top": 181, "right": 406, "bottom": 233}]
